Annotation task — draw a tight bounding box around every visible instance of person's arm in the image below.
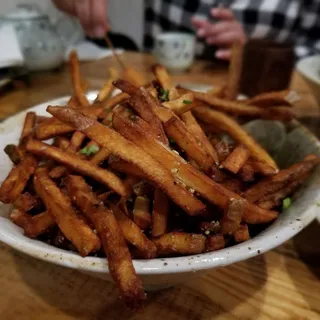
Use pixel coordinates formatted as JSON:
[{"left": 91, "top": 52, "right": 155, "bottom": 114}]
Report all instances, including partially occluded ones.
[
  {"left": 192, "top": 8, "right": 247, "bottom": 60},
  {"left": 52, "top": 0, "right": 109, "bottom": 37}
]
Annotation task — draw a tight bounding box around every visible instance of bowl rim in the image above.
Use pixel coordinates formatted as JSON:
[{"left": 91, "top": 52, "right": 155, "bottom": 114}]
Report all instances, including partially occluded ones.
[
  {"left": 0, "top": 89, "right": 319, "bottom": 276},
  {"left": 296, "top": 55, "right": 320, "bottom": 86}
]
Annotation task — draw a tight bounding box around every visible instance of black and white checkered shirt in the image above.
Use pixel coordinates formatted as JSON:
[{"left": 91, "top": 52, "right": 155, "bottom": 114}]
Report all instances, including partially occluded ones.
[{"left": 144, "top": 0, "right": 320, "bottom": 60}]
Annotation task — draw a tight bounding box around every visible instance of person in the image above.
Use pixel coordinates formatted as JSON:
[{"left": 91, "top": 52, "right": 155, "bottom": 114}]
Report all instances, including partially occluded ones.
[{"left": 52, "top": 0, "right": 320, "bottom": 60}]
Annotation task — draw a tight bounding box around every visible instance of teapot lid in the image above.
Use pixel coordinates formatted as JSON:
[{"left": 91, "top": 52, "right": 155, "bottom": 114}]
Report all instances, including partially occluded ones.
[{"left": 4, "top": 4, "right": 46, "bottom": 20}]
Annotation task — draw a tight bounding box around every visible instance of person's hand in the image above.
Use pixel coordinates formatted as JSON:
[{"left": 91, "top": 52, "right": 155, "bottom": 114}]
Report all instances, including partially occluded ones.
[
  {"left": 192, "top": 8, "right": 247, "bottom": 60},
  {"left": 52, "top": 0, "right": 109, "bottom": 38}
]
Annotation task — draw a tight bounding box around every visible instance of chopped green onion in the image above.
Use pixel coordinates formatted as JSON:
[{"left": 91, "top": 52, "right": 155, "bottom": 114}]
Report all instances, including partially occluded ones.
[
  {"left": 80, "top": 144, "right": 100, "bottom": 156},
  {"left": 160, "top": 89, "right": 169, "bottom": 101},
  {"left": 183, "top": 100, "right": 192, "bottom": 104},
  {"left": 282, "top": 197, "right": 291, "bottom": 210},
  {"left": 107, "top": 115, "right": 113, "bottom": 122}
]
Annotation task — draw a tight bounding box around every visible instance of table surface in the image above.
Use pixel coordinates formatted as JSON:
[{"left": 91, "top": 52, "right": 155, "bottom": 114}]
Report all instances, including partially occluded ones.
[{"left": 0, "top": 52, "right": 319, "bottom": 320}]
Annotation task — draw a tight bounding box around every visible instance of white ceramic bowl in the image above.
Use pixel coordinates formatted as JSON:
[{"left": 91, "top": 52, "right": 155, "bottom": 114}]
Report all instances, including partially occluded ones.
[
  {"left": 297, "top": 55, "right": 320, "bottom": 106},
  {"left": 153, "top": 32, "right": 196, "bottom": 72},
  {"left": 0, "top": 91, "right": 320, "bottom": 291}
]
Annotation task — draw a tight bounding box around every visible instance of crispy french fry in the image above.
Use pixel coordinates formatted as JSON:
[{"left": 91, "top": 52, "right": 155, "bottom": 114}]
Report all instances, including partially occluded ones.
[
  {"left": 109, "top": 157, "right": 146, "bottom": 179},
  {"left": 67, "top": 95, "right": 81, "bottom": 109},
  {"left": 0, "top": 155, "right": 37, "bottom": 203},
  {"left": 33, "top": 168, "right": 100, "bottom": 256},
  {"left": 256, "top": 171, "right": 311, "bottom": 209},
  {"left": 36, "top": 105, "right": 104, "bottom": 140},
  {"left": 36, "top": 115, "right": 51, "bottom": 124},
  {"left": 245, "top": 90, "right": 300, "bottom": 107},
  {"left": 96, "top": 67, "right": 119, "bottom": 102},
  {"left": 205, "top": 234, "right": 225, "bottom": 252},
  {"left": 47, "top": 106, "right": 206, "bottom": 216},
  {"left": 4, "top": 144, "right": 24, "bottom": 165},
  {"left": 221, "top": 145, "right": 250, "bottom": 174},
  {"left": 225, "top": 41, "right": 243, "bottom": 100},
  {"left": 152, "top": 64, "right": 180, "bottom": 100},
  {"left": 69, "top": 50, "right": 90, "bottom": 107},
  {"left": 239, "top": 163, "right": 255, "bottom": 182},
  {"left": 163, "top": 93, "right": 195, "bottom": 115},
  {"left": 152, "top": 188, "right": 169, "bottom": 238},
  {"left": 112, "top": 204, "right": 157, "bottom": 259},
  {"left": 100, "top": 92, "right": 130, "bottom": 117},
  {"left": 193, "top": 106, "right": 278, "bottom": 169},
  {"left": 163, "top": 116, "right": 215, "bottom": 171},
  {"left": 181, "top": 111, "right": 219, "bottom": 164},
  {"left": 123, "top": 66, "right": 147, "bottom": 87},
  {"left": 9, "top": 209, "right": 55, "bottom": 238},
  {"left": 110, "top": 110, "right": 278, "bottom": 224},
  {"left": 154, "top": 232, "right": 206, "bottom": 257},
  {"left": 133, "top": 196, "right": 151, "bottom": 230},
  {"left": 20, "top": 112, "right": 36, "bottom": 145},
  {"left": 234, "top": 224, "right": 250, "bottom": 243},
  {"left": 244, "top": 155, "right": 320, "bottom": 203},
  {"left": 65, "top": 175, "right": 145, "bottom": 308},
  {"left": 214, "top": 141, "right": 233, "bottom": 162},
  {"left": 207, "top": 85, "right": 226, "bottom": 98},
  {"left": 246, "top": 159, "right": 278, "bottom": 176},
  {"left": 53, "top": 136, "right": 70, "bottom": 150},
  {"left": 220, "top": 198, "right": 245, "bottom": 235},
  {"left": 26, "top": 140, "right": 129, "bottom": 197},
  {"left": 14, "top": 192, "right": 40, "bottom": 212},
  {"left": 90, "top": 148, "right": 111, "bottom": 165}
]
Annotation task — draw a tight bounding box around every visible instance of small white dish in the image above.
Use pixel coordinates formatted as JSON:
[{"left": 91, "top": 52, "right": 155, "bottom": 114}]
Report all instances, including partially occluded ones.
[
  {"left": 296, "top": 55, "right": 320, "bottom": 106},
  {"left": 0, "top": 87, "right": 319, "bottom": 291},
  {"left": 153, "top": 32, "right": 196, "bottom": 72}
]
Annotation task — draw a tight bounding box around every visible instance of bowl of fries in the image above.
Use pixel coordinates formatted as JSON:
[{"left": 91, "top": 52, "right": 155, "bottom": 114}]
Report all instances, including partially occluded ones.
[{"left": 0, "top": 51, "right": 320, "bottom": 311}]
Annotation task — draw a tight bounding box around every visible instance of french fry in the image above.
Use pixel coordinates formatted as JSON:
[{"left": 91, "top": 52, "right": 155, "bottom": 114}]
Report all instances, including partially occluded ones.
[
  {"left": 152, "top": 188, "right": 169, "bottom": 237},
  {"left": 163, "top": 116, "right": 215, "bottom": 171},
  {"left": 47, "top": 106, "right": 206, "bottom": 216},
  {"left": 69, "top": 50, "right": 90, "bottom": 107},
  {"left": 65, "top": 175, "right": 146, "bottom": 309},
  {"left": 128, "top": 89, "right": 168, "bottom": 145},
  {"left": 133, "top": 196, "right": 151, "bottom": 230},
  {"left": 112, "top": 204, "right": 157, "bottom": 259},
  {"left": 36, "top": 115, "right": 51, "bottom": 124},
  {"left": 220, "top": 198, "right": 245, "bottom": 234},
  {"left": 33, "top": 168, "right": 100, "bottom": 256},
  {"left": 239, "top": 163, "right": 255, "bottom": 182},
  {"left": 109, "top": 157, "right": 146, "bottom": 179},
  {"left": 193, "top": 106, "right": 278, "bottom": 169},
  {"left": 110, "top": 110, "right": 278, "bottom": 223},
  {"left": 256, "top": 171, "right": 311, "bottom": 209},
  {"left": 225, "top": 41, "right": 243, "bottom": 100},
  {"left": 162, "top": 93, "right": 195, "bottom": 115},
  {"left": 20, "top": 112, "right": 36, "bottom": 145},
  {"left": 246, "top": 159, "right": 278, "bottom": 176},
  {"left": 181, "top": 111, "right": 219, "bottom": 164},
  {"left": 244, "top": 155, "right": 320, "bottom": 203},
  {"left": 205, "top": 234, "right": 225, "bottom": 252},
  {"left": 221, "top": 145, "right": 250, "bottom": 174},
  {"left": 67, "top": 94, "right": 81, "bottom": 109},
  {"left": 0, "top": 155, "right": 37, "bottom": 203},
  {"left": 14, "top": 192, "right": 40, "bottom": 212},
  {"left": 90, "top": 148, "right": 111, "bottom": 165},
  {"left": 4, "top": 144, "right": 24, "bottom": 164},
  {"left": 207, "top": 85, "right": 226, "bottom": 98},
  {"left": 245, "top": 90, "right": 300, "bottom": 107},
  {"left": 152, "top": 64, "right": 180, "bottom": 100},
  {"left": 9, "top": 209, "right": 55, "bottom": 238},
  {"left": 214, "top": 141, "right": 233, "bottom": 162},
  {"left": 26, "top": 140, "right": 129, "bottom": 197},
  {"left": 123, "top": 66, "right": 147, "bottom": 87},
  {"left": 154, "top": 232, "right": 206, "bottom": 257},
  {"left": 53, "top": 137, "right": 70, "bottom": 150},
  {"left": 234, "top": 224, "right": 250, "bottom": 243},
  {"left": 96, "top": 67, "right": 119, "bottom": 102}
]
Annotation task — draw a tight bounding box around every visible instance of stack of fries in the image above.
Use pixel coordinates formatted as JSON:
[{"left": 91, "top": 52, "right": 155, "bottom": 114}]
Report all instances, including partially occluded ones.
[{"left": 0, "top": 49, "right": 319, "bottom": 310}]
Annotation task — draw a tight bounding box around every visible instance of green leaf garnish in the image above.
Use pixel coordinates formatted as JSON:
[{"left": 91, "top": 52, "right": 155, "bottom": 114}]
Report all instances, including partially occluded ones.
[
  {"left": 80, "top": 144, "right": 100, "bottom": 156},
  {"left": 183, "top": 100, "right": 192, "bottom": 104},
  {"left": 160, "top": 89, "right": 169, "bottom": 101},
  {"left": 282, "top": 197, "right": 291, "bottom": 210}
]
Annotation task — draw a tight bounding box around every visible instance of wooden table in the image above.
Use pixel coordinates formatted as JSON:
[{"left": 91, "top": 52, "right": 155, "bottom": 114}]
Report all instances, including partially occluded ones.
[{"left": 0, "top": 52, "right": 319, "bottom": 320}]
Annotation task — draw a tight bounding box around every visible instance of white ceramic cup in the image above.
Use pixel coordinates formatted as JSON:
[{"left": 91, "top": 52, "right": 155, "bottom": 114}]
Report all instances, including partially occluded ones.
[{"left": 153, "top": 32, "right": 196, "bottom": 72}]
